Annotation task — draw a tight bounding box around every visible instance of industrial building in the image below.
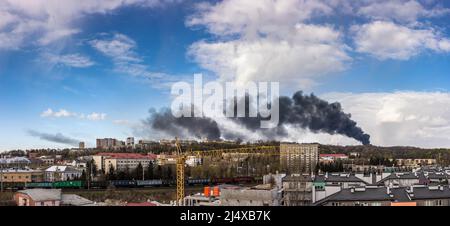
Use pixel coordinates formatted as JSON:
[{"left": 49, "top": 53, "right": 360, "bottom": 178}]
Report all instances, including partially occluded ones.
[{"left": 280, "top": 143, "right": 319, "bottom": 174}]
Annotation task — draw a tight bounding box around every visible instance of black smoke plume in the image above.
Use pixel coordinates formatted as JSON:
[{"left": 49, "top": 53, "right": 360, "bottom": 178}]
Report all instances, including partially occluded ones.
[
  {"left": 145, "top": 108, "right": 221, "bottom": 140},
  {"left": 27, "top": 130, "right": 81, "bottom": 146},
  {"left": 229, "top": 92, "right": 370, "bottom": 145},
  {"left": 144, "top": 91, "right": 370, "bottom": 145}
]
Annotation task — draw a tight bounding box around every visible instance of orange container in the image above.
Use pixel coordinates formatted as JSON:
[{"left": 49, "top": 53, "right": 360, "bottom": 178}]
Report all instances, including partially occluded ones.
[
  {"left": 204, "top": 186, "right": 211, "bottom": 197},
  {"left": 213, "top": 186, "right": 220, "bottom": 197}
]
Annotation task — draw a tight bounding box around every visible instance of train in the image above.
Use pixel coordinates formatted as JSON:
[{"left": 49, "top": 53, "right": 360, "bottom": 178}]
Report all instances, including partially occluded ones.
[{"left": 0, "top": 176, "right": 263, "bottom": 190}]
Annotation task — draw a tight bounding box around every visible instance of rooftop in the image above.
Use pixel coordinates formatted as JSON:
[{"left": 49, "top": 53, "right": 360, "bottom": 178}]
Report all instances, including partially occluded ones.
[
  {"left": 45, "top": 165, "right": 81, "bottom": 173},
  {"left": 17, "top": 189, "right": 61, "bottom": 201},
  {"left": 96, "top": 152, "right": 156, "bottom": 160}
]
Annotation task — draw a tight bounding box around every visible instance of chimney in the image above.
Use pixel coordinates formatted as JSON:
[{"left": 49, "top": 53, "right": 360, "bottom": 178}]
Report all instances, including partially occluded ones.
[
  {"left": 386, "top": 187, "right": 390, "bottom": 195},
  {"left": 351, "top": 188, "right": 355, "bottom": 193},
  {"left": 410, "top": 186, "right": 414, "bottom": 193}
]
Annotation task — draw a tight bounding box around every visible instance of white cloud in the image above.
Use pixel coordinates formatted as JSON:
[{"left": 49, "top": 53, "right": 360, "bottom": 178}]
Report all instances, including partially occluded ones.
[
  {"left": 353, "top": 21, "right": 450, "bottom": 60},
  {"left": 86, "top": 112, "right": 107, "bottom": 121},
  {"left": 357, "top": 0, "right": 435, "bottom": 23},
  {"left": 321, "top": 91, "right": 450, "bottom": 148},
  {"left": 43, "top": 53, "right": 94, "bottom": 68},
  {"left": 0, "top": 0, "right": 179, "bottom": 50},
  {"left": 90, "top": 34, "right": 140, "bottom": 63},
  {"left": 187, "top": 0, "right": 350, "bottom": 88},
  {"left": 90, "top": 33, "right": 183, "bottom": 89},
  {"left": 40, "top": 108, "right": 106, "bottom": 121},
  {"left": 40, "top": 109, "right": 76, "bottom": 118},
  {"left": 90, "top": 33, "right": 158, "bottom": 78},
  {"left": 187, "top": 0, "right": 333, "bottom": 37}
]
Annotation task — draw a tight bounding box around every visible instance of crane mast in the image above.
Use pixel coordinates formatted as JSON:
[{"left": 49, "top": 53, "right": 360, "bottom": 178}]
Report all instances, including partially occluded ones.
[
  {"left": 174, "top": 139, "right": 279, "bottom": 206},
  {"left": 175, "top": 138, "right": 185, "bottom": 206}
]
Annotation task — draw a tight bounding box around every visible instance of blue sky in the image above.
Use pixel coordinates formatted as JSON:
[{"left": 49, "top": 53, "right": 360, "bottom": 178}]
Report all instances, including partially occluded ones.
[{"left": 1, "top": 0, "right": 450, "bottom": 150}]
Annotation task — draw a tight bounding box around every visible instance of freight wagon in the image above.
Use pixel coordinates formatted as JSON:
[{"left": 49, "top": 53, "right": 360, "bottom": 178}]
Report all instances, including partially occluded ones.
[
  {"left": 26, "top": 182, "right": 52, "bottom": 188},
  {"left": 109, "top": 180, "right": 137, "bottom": 187},
  {"left": 187, "top": 178, "right": 210, "bottom": 185},
  {"left": 136, "top": 179, "right": 163, "bottom": 187},
  {"left": 53, "top": 180, "right": 83, "bottom": 188},
  {"left": 88, "top": 181, "right": 108, "bottom": 189}
]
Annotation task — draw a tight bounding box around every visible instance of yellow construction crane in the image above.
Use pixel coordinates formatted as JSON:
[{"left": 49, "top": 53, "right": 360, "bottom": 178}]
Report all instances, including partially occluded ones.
[
  {"left": 174, "top": 139, "right": 279, "bottom": 206},
  {"left": 175, "top": 138, "right": 186, "bottom": 206}
]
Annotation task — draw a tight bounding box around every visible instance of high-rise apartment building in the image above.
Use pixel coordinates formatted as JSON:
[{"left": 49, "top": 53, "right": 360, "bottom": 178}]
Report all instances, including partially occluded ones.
[{"left": 280, "top": 143, "right": 319, "bottom": 174}]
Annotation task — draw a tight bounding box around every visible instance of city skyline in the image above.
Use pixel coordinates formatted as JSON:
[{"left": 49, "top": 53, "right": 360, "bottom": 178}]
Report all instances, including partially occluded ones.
[{"left": 1, "top": 0, "right": 450, "bottom": 151}]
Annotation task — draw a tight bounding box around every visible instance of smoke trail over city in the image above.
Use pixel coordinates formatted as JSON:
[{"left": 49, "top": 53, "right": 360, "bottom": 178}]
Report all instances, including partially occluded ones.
[
  {"left": 144, "top": 108, "right": 221, "bottom": 140},
  {"left": 27, "top": 130, "right": 81, "bottom": 146},
  {"left": 144, "top": 91, "right": 370, "bottom": 145}
]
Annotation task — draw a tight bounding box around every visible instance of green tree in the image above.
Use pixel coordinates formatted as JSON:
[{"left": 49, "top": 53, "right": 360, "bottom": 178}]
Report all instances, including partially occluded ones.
[
  {"left": 146, "top": 162, "right": 154, "bottom": 179},
  {"left": 108, "top": 165, "right": 116, "bottom": 180},
  {"left": 135, "top": 162, "right": 143, "bottom": 180}
]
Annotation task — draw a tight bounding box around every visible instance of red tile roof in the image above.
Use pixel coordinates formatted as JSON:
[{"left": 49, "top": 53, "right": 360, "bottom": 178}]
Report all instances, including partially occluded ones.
[{"left": 96, "top": 153, "right": 156, "bottom": 160}]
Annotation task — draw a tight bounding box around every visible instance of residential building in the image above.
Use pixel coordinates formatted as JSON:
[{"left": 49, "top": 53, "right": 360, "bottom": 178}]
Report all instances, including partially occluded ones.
[
  {"left": 126, "top": 137, "right": 135, "bottom": 147},
  {"left": 45, "top": 166, "right": 82, "bottom": 181},
  {"left": 93, "top": 153, "right": 156, "bottom": 173},
  {"left": 263, "top": 173, "right": 286, "bottom": 189},
  {"left": 319, "top": 154, "right": 348, "bottom": 163},
  {"left": 79, "top": 142, "right": 85, "bottom": 150},
  {"left": 280, "top": 143, "right": 319, "bottom": 174},
  {"left": 38, "top": 156, "right": 55, "bottom": 165},
  {"left": 156, "top": 154, "right": 177, "bottom": 165},
  {"left": 0, "top": 168, "right": 44, "bottom": 183},
  {"left": 315, "top": 185, "right": 450, "bottom": 206},
  {"left": 185, "top": 155, "right": 202, "bottom": 167},
  {"left": 377, "top": 172, "right": 423, "bottom": 187},
  {"left": 14, "top": 189, "right": 94, "bottom": 206},
  {"left": 15, "top": 189, "right": 62, "bottom": 206},
  {"left": 282, "top": 174, "right": 314, "bottom": 206},
  {"left": 96, "top": 138, "right": 123, "bottom": 150},
  {"left": 220, "top": 184, "right": 282, "bottom": 206},
  {"left": 396, "top": 159, "right": 437, "bottom": 168}
]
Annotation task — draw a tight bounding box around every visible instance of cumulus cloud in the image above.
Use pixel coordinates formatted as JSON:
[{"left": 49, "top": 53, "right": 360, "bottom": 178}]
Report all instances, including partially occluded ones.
[
  {"left": 40, "top": 108, "right": 76, "bottom": 118},
  {"left": 357, "top": 0, "right": 449, "bottom": 23},
  {"left": 40, "top": 108, "right": 107, "bottom": 121},
  {"left": 43, "top": 53, "right": 95, "bottom": 68},
  {"left": 187, "top": 0, "right": 350, "bottom": 88},
  {"left": 27, "top": 130, "right": 80, "bottom": 146},
  {"left": 352, "top": 21, "right": 450, "bottom": 60},
  {"left": 321, "top": 91, "right": 450, "bottom": 148},
  {"left": 0, "top": 0, "right": 180, "bottom": 50}
]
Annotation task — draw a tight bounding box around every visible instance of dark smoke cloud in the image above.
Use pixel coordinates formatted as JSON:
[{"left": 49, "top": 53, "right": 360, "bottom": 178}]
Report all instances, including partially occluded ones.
[
  {"left": 228, "top": 92, "right": 370, "bottom": 145},
  {"left": 27, "top": 130, "right": 81, "bottom": 146},
  {"left": 144, "top": 91, "right": 370, "bottom": 145},
  {"left": 144, "top": 108, "right": 221, "bottom": 140}
]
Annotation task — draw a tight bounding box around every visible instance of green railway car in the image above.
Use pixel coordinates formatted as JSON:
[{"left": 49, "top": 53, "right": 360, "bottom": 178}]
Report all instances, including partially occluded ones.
[
  {"left": 52, "top": 180, "right": 83, "bottom": 188},
  {"left": 26, "top": 182, "right": 53, "bottom": 188}
]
